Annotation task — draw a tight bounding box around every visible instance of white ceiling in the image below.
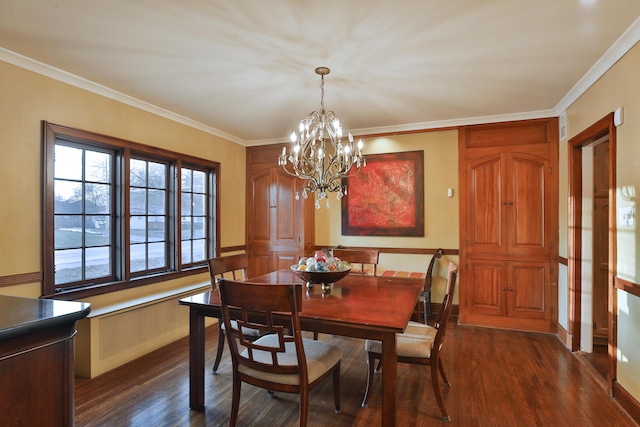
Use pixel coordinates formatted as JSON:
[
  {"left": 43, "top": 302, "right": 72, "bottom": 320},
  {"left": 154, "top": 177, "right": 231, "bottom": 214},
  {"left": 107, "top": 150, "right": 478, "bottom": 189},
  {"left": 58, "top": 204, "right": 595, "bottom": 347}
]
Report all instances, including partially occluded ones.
[{"left": 1, "top": 1, "right": 640, "bottom": 145}]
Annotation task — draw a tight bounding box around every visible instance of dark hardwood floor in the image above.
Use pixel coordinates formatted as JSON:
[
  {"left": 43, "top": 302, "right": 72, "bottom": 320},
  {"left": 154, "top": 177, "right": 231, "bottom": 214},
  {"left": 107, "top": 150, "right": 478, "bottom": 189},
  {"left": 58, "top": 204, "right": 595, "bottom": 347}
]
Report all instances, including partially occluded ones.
[{"left": 75, "top": 322, "right": 637, "bottom": 427}]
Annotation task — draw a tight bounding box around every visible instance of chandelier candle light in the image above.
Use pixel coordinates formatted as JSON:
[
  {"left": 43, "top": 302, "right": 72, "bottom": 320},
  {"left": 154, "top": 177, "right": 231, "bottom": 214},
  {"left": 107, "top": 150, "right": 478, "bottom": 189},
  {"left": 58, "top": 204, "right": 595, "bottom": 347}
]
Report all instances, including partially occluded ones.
[{"left": 278, "top": 67, "right": 365, "bottom": 209}]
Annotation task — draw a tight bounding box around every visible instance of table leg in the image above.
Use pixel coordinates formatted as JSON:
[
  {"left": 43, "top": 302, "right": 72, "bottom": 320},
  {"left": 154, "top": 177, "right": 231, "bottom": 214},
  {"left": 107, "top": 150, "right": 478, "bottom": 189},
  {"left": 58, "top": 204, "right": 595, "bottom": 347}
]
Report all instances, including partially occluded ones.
[
  {"left": 381, "top": 330, "right": 397, "bottom": 427},
  {"left": 189, "top": 308, "right": 205, "bottom": 409}
]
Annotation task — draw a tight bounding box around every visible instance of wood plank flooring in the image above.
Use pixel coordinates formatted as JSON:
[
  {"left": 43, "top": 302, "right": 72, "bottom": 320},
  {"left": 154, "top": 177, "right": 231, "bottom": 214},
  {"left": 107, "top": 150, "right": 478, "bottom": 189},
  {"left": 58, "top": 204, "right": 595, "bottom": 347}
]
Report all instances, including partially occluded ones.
[{"left": 75, "top": 322, "right": 637, "bottom": 426}]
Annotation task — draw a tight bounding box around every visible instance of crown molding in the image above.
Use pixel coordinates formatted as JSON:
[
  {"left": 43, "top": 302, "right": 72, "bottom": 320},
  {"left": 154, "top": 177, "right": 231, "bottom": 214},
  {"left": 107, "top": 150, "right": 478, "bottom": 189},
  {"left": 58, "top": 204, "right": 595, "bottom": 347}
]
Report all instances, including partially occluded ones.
[
  {"left": 4, "top": 13, "right": 639, "bottom": 148},
  {"left": 0, "top": 47, "right": 246, "bottom": 146},
  {"left": 554, "top": 16, "right": 640, "bottom": 115}
]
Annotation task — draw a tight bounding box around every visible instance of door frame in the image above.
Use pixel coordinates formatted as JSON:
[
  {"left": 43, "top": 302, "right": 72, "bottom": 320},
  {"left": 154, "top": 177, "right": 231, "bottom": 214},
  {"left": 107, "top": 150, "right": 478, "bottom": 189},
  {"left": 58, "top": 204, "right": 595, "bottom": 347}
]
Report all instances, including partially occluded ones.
[{"left": 567, "top": 113, "right": 617, "bottom": 395}]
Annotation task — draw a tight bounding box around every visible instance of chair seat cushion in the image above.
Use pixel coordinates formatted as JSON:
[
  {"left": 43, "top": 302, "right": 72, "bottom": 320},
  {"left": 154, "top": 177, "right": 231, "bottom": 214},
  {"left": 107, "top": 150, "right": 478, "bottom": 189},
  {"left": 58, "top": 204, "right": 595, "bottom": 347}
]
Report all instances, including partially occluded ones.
[
  {"left": 364, "top": 321, "right": 437, "bottom": 358},
  {"left": 239, "top": 335, "right": 342, "bottom": 385},
  {"left": 221, "top": 320, "right": 265, "bottom": 337}
]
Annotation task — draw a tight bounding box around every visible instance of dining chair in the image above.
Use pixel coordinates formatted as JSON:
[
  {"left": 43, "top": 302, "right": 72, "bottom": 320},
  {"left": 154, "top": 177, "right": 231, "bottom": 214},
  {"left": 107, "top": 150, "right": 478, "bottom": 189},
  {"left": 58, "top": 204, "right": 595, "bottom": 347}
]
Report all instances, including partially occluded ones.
[
  {"left": 361, "top": 261, "right": 458, "bottom": 422},
  {"left": 332, "top": 248, "right": 379, "bottom": 276},
  {"left": 218, "top": 279, "right": 342, "bottom": 427},
  {"left": 208, "top": 254, "right": 264, "bottom": 373},
  {"left": 420, "top": 248, "right": 444, "bottom": 324}
]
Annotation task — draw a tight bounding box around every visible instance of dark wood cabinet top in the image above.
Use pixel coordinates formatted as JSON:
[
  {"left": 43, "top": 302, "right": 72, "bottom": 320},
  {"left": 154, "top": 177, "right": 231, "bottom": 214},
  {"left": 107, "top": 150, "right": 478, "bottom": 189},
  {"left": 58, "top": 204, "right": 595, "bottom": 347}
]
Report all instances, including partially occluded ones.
[{"left": 0, "top": 295, "right": 91, "bottom": 341}]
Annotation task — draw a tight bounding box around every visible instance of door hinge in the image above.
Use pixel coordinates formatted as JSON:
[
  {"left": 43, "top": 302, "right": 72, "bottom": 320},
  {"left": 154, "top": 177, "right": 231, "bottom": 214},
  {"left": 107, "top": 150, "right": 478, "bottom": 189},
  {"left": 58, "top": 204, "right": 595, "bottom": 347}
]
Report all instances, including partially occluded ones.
[{"left": 593, "top": 322, "right": 597, "bottom": 331}]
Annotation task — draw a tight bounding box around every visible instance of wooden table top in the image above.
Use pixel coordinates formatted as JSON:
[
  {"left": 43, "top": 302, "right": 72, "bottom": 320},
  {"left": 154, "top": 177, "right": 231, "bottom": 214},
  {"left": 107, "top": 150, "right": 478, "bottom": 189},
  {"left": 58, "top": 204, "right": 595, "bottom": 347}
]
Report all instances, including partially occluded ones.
[{"left": 180, "top": 269, "right": 424, "bottom": 333}]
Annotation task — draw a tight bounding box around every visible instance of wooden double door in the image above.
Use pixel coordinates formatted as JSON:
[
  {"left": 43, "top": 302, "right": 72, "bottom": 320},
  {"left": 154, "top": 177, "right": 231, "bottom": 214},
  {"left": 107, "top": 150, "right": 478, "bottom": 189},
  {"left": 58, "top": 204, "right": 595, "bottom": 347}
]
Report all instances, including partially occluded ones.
[
  {"left": 459, "top": 118, "right": 558, "bottom": 332},
  {"left": 246, "top": 144, "right": 314, "bottom": 278}
]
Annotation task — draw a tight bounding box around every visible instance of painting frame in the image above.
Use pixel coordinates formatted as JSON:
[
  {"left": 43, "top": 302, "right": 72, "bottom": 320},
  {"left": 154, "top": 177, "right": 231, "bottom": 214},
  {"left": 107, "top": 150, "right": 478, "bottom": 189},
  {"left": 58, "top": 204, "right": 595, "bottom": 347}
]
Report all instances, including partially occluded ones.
[{"left": 341, "top": 150, "right": 424, "bottom": 237}]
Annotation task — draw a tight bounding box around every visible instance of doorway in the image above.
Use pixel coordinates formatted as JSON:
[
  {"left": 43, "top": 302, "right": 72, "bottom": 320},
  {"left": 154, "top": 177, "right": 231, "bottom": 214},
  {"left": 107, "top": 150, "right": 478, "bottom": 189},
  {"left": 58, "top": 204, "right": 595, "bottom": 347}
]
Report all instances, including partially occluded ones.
[
  {"left": 568, "top": 113, "right": 617, "bottom": 395},
  {"left": 580, "top": 138, "right": 609, "bottom": 380}
]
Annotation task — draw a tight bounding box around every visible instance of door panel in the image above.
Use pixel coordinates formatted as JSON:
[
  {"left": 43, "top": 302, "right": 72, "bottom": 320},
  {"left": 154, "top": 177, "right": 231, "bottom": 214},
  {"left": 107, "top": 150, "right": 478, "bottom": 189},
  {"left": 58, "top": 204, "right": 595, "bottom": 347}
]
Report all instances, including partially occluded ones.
[
  {"left": 508, "top": 261, "right": 549, "bottom": 320},
  {"left": 273, "top": 170, "right": 299, "bottom": 247},
  {"left": 467, "top": 154, "right": 505, "bottom": 255},
  {"left": 509, "top": 153, "right": 548, "bottom": 255},
  {"left": 248, "top": 169, "right": 272, "bottom": 244},
  {"left": 467, "top": 260, "right": 506, "bottom": 316}
]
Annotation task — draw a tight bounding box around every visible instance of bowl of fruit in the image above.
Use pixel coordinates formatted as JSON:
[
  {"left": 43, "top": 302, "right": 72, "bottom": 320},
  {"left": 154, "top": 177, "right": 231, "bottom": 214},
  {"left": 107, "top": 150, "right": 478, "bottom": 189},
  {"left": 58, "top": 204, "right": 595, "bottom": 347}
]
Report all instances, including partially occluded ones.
[{"left": 291, "top": 249, "right": 351, "bottom": 289}]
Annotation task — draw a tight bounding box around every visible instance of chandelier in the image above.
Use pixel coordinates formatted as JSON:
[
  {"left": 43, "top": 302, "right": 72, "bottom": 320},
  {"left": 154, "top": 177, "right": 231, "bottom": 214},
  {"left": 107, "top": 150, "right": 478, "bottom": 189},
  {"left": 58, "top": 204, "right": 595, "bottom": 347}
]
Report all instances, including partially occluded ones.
[{"left": 278, "top": 67, "right": 365, "bottom": 209}]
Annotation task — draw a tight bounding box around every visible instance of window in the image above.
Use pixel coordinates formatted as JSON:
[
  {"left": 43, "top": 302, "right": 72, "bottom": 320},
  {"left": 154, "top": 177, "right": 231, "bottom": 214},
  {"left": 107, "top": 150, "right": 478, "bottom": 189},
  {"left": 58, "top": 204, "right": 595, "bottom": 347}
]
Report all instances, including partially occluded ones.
[
  {"left": 129, "top": 158, "right": 169, "bottom": 275},
  {"left": 181, "top": 166, "right": 209, "bottom": 266},
  {"left": 43, "top": 122, "right": 219, "bottom": 298}
]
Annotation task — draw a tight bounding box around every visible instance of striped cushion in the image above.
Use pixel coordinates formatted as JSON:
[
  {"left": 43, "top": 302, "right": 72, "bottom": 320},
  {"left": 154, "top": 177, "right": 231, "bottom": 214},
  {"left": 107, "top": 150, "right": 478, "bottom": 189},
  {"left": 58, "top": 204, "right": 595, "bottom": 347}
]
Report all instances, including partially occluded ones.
[
  {"left": 365, "top": 321, "right": 437, "bottom": 358},
  {"left": 239, "top": 334, "right": 342, "bottom": 385}
]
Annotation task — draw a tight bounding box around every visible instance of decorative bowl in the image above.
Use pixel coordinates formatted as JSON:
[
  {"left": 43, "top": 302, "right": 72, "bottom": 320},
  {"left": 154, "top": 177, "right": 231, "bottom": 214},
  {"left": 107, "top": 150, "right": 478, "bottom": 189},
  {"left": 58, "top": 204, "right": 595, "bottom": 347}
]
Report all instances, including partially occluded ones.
[{"left": 290, "top": 265, "right": 351, "bottom": 289}]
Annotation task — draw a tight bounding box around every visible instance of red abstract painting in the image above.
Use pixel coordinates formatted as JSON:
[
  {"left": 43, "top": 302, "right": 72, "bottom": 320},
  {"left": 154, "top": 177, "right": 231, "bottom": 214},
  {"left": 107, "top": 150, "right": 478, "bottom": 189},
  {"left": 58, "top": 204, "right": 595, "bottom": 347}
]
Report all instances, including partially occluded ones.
[{"left": 341, "top": 150, "right": 424, "bottom": 236}]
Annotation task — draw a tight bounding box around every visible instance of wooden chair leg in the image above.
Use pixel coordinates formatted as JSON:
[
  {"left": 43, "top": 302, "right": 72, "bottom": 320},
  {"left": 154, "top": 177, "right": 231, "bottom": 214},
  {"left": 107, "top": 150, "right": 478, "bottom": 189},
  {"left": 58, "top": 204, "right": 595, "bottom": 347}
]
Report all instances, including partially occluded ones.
[
  {"left": 229, "top": 373, "right": 241, "bottom": 427},
  {"left": 212, "top": 323, "right": 225, "bottom": 373},
  {"left": 361, "top": 353, "right": 376, "bottom": 408},
  {"left": 438, "top": 357, "right": 451, "bottom": 387},
  {"left": 431, "top": 359, "right": 450, "bottom": 422},
  {"left": 299, "top": 387, "right": 309, "bottom": 427},
  {"left": 333, "top": 362, "right": 341, "bottom": 413}
]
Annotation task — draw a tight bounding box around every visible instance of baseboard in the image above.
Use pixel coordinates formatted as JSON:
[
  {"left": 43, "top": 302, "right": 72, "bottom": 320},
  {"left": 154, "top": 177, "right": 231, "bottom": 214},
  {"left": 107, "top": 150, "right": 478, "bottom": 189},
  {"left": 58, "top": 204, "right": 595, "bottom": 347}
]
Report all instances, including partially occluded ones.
[
  {"left": 614, "top": 381, "right": 640, "bottom": 423},
  {"left": 556, "top": 322, "right": 572, "bottom": 349}
]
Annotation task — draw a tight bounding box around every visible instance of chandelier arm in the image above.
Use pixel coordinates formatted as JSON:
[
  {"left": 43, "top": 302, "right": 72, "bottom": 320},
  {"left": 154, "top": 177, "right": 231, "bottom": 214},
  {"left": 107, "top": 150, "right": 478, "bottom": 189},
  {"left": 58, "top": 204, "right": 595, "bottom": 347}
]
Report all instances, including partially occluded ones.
[{"left": 279, "top": 66, "right": 365, "bottom": 208}]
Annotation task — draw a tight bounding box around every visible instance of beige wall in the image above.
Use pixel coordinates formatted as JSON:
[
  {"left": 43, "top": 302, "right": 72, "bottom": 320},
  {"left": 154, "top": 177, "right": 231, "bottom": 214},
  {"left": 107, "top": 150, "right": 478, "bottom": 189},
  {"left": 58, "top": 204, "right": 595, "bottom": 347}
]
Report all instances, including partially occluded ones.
[
  {"left": 561, "top": 41, "right": 640, "bottom": 399},
  {"left": 0, "top": 60, "right": 246, "bottom": 298},
  {"left": 315, "top": 130, "right": 460, "bottom": 304},
  {"left": 0, "top": 60, "right": 246, "bottom": 374}
]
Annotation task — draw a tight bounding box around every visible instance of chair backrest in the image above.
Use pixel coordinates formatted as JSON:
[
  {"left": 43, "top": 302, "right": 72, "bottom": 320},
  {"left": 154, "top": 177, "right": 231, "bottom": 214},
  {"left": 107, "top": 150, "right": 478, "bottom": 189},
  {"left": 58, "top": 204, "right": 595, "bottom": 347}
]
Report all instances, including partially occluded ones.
[
  {"left": 218, "top": 279, "right": 308, "bottom": 380},
  {"left": 207, "top": 254, "right": 248, "bottom": 287},
  {"left": 432, "top": 262, "right": 458, "bottom": 354},
  {"left": 423, "top": 248, "right": 444, "bottom": 294},
  {"left": 333, "top": 249, "right": 380, "bottom": 276}
]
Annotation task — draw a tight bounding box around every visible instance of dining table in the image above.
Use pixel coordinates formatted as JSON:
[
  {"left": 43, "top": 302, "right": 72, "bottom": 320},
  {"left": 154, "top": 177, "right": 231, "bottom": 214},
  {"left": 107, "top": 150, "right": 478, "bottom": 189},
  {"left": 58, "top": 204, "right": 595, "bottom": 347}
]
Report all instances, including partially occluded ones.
[{"left": 179, "top": 268, "right": 425, "bottom": 427}]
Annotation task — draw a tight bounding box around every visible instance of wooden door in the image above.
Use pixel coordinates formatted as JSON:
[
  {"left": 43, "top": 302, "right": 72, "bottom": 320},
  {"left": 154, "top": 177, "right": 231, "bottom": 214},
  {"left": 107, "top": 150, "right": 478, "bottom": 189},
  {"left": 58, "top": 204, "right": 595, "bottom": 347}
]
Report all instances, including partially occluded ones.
[
  {"left": 508, "top": 153, "right": 549, "bottom": 256},
  {"left": 592, "top": 142, "right": 609, "bottom": 339},
  {"left": 246, "top": 145, "right": 314, "bottom": 278},
  {"left": 459, "top": 117, "right": 558, "bottom": 332}
]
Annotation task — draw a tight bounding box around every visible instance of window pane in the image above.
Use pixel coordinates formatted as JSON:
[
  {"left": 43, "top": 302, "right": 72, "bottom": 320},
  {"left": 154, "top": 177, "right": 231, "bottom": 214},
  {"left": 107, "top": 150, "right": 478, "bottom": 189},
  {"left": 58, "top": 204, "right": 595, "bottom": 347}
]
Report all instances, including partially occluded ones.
[
  {"left": 181, "top": 168, "right": 192, "bottom": 192},
  {"left": 86, "top": 150, "right": 111, "bottom": 183},
  {"left": 130, "top": 188, "right": 146, "bottom": 215},
  {"left": 181, "top": 240, "right": 192, "bottom": 264},
  {"left": 192, "top": 239, "right": 206, "bottom": 262},
  {"left": 148, "top": 242, "right": 165, "bottom": 269},
  {"left": 85, "top": 216, "right": 111, "bottom": 247},
  {"left": 54, "top": 145, "right": 82, "bottom": 180},
  {"left": 148, "top": 189, "right": 166, "bottom": 215},
  {"left": 182, "top": 193, "right": 192, "bottom": 216},
  {"left": 55, "top": 180, "right": 82, "bottom": 214},
  {"left": 148, "top": 216, "right": 165, "bottom": 242},
  {"left": 54, "top": 248, "right": 82, "bottom": 284},
  {"left": 181, "top": 217, "right": 192, "bottom": 239},
  {"left": 54, "top": 216, "right": 83, "bottom": 249},
  {"left": 130, "top": 216, "right": 146, "bottom": 243},
  {"left": 148, "top": 162, "right": 166, "bottom": 189},
  {"left": 85, "top": 246, "right": 111, "bottom": 280},
  {"left": 192, "top": 193, "right": 205, "bottom": 216},
  {"left": 193, "top": 170, "right": 205, "bottom": 192},
  {"left": 130, "top": 243, "right": 146, "bottom": 272},
  {"left": 130, "top": 159, "right": 147, "bottom": 187},
  {"left": 193, "top": 217, "right": 205, "bottom": 239},
  {"left": 85, "top": 183, "right": 111, "bottom": 214}
]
